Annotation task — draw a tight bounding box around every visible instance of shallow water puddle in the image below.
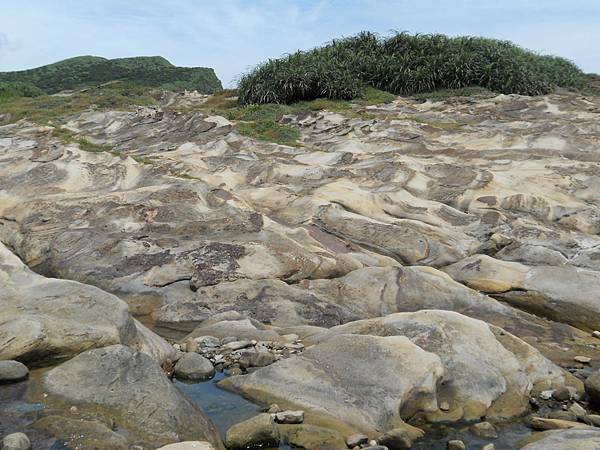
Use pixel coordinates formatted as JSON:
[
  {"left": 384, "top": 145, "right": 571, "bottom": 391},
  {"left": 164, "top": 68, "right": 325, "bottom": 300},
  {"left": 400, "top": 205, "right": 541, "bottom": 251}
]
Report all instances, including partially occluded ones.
[
  {"left": 0, "top": 374, "right": 57, "bottom": 450},
  {"left": 176, "top": 372, "right": 295, "bottom": 449},
  {"left": 174, "top": 372, "right": 263, "bottom": 438},
  {"left": 413, "top": 421, "right": 532, "bottom": 449}
]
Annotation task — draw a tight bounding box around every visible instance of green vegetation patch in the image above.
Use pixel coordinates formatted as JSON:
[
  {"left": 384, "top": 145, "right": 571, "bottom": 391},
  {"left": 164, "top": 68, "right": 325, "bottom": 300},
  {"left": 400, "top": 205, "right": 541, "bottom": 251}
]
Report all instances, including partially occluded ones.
[
  {"left": 238, "top": 31, "right": 589, "bottom": 104},
  {"left": 199, "top": 87, "right": 397, "bottom": 145},
  {"left": 0, "top": 82, "right": 158, "bottom": 125},
  {"left": 0, "top": 56, "right": 222, "bottom": 94},
  {"left": 49, "top": 127, "right": 116, "bottom": 154},
  {"left": 0, "top": 81, "right": 44, "bottom": 100},
  {"left": 236, "top": 120, "right": 300, "bottom": 147}
]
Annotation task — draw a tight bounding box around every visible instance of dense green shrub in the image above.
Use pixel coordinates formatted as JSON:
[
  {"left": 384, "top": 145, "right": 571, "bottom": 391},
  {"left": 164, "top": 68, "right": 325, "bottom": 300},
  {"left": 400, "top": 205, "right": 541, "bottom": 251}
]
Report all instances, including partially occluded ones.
[
  {"left": 238, "top": 32, "right": 588, "bottom": 104},
  {"left": 0, "top": 81, "right": 44, "bottom": 100},
  {"left": 0, "top": 56, "right": 222, "bottom": 94}
]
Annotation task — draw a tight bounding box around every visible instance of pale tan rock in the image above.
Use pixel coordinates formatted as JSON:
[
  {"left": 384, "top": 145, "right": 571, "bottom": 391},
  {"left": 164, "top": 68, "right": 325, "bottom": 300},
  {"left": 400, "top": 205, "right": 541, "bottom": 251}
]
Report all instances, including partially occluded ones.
[
  {"left": 529, "top": 417, "right": 591, "bottom": 430},
  {"left": 157, "top": 443, "right": 216, "bottom": 450},
  {"left": 0, "top": 242, "right": 173, "bottom": 364}
]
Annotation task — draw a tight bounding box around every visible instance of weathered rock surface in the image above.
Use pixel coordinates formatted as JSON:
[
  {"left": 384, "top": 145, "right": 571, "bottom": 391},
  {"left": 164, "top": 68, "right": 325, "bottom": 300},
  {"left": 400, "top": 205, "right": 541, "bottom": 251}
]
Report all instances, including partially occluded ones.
[
  {"left": 584, "top": 369, "right": 600, "bottom": 405},
  {"left": 222, "top": 310, "right": 578, "bottom": 432},
  {"left": 222, "top": 333, "right": 444, "bottom": 433},
  {"left": 35, "top": 415, "right": 129, "bottom": 449},
  {"left": 1, "top": 433, "right": 31, "bottom": 450},
  {"left": 40, "top": 345, "right": 224, "bottom": 449},
  {"left": 2, "top": 89, "right": 600, "bottom": 447},
  {"left": 225, "top": 413, "right": 279, "bottom": 449},
  {"left": 520, "top": 429, "right": 600, "bottom": 449},
  {"left": 1, "top": 92, "right": 598, "bottom": 356},
  {"left": 444, "top": 255, "right": 600, "bottom": 331},
  {"left": 157, "top": 443, "right": 216, "bottom": 450},
  {"left": 0, "top": 242, "right": 174, "bottom": 364},
  {"left": 322, "top": 310, "right": 582, "bottom": 419}
]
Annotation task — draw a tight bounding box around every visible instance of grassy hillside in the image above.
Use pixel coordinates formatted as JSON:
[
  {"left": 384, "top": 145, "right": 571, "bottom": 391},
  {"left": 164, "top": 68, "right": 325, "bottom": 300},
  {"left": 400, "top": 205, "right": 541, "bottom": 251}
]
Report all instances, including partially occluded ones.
[
  {"left": 0, "top": 82, "right": 158, "bottom": 125},
  {"left": 238, "top": 32, "right": 589, "bottom": 104},
  {"left": 0, "top": 56, "right": 222, "bottom": 94}
]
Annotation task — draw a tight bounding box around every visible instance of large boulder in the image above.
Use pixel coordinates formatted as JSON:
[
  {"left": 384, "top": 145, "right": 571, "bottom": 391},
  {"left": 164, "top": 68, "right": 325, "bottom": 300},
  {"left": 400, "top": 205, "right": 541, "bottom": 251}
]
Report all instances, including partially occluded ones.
[
  {"left": 312, "top": 310, "right": 577, "bottom": 421},
  {"left": 222, "top": 333, "right": 445, "bottom": 433},
  {"left": 292, "top": 266, "right": 600, "bottom": 366},
  {"left": 222, "top": 310, "right": 577, "bottom": 433},
  {"left": 443, "top": 255, "right": 600, "bottom": 331},
  {"left": 0, "top": 242, "right": 175, "bottom": 364},
  {"left": 41, "top": 345, "right": 224, "bottom": 449},
  {"left": 584, "top": 370, "right": 600, "bottom": 406}
]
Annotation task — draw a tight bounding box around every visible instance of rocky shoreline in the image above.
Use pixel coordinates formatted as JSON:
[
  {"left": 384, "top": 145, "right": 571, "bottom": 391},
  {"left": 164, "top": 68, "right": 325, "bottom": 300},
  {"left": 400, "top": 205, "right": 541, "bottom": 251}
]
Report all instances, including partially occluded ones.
[{"left": 1, "top": 89, "right": 600, "bottom": 449}]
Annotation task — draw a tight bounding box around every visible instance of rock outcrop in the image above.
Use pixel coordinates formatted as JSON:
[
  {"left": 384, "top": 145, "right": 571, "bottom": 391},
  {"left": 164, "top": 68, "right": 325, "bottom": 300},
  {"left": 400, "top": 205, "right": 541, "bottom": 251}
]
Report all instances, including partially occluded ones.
[
  {"left": 223, "top": 333, "right": 444, "bottom": 433},
  {"left": 222, "top": 310, "right": 578, "bottom": 433},
  {"left": 444, "top": 254, "right": 600, "bottom": 331},
  {"left": 40, "top": 345, "right": 224, "bottom": 449},
  {"left": 1, "top": 88, "right": 600, "bottom": 447},
  {"left": 0, "top": 242, "right": 174, "bottom": 364}
]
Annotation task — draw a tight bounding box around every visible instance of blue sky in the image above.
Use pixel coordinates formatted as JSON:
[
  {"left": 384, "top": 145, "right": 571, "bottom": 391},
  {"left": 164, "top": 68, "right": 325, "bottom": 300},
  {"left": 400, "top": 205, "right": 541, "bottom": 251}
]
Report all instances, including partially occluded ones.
[{"left": 1, "top": 0, "right": 598, "bottom": 87}]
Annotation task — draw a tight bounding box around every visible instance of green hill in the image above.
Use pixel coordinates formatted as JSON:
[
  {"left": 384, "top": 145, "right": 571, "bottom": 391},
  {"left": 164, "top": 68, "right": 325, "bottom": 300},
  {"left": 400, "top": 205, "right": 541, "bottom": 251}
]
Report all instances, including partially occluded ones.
[
  {"left": 0, "top": 56, "right": 222, "bottom": 94},
  {"left": 238, "top": 31, "right": 589, "bottom": 104}
]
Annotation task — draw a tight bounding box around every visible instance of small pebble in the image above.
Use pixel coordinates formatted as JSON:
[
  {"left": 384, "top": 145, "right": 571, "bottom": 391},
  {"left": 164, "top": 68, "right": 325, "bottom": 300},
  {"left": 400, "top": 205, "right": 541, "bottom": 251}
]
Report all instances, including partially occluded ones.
[
  {"left": 540, "top": 390, "right": 554, "bottom": 400},
  {"left": 272, "top": 410, "right": 304, "bottom": 424},
  {"left": 470, "top": 421, "right": 498, "bottom": 439},
  {"left": 266, "top": 404, "right": 281, "bottom": 414},
  {"left": 346, "top": 433, "right": 369, "bottom": 447},
  {"left": 574, "top": 356, "right": 591, "bottom": 364},
  {"left": 447, "top": 440, "right": 466, "bottom": 450},
  {"left": 592, "top": 331, "right": 600, "bottom": 339},
  {"left": 2, "top": 432, "right": 31, "bottom": 450}
]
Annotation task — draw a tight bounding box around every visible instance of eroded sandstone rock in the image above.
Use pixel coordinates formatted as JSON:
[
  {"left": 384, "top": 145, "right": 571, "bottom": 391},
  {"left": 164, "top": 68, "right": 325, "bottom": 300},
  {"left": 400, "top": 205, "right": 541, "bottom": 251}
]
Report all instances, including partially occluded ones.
[
  {"left": 41, "top": 345, "right": 224, "bottom": 449},
  {"left": 0, "top": 242, "right": 174, "bottom": 364}
]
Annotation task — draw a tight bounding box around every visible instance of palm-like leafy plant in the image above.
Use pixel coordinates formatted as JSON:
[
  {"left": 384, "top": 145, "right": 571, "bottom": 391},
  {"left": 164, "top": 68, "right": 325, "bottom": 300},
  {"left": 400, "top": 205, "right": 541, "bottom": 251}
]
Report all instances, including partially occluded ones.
[{"left": 238, "top": 32, "right": 587, "bottom": 104}]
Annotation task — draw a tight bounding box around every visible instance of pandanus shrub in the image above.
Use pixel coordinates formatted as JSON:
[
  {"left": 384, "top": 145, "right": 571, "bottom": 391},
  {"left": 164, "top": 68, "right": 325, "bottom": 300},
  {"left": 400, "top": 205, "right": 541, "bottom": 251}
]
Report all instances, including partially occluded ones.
[{"left": 238, "top": 31, "right": 587, "bottom": 104}]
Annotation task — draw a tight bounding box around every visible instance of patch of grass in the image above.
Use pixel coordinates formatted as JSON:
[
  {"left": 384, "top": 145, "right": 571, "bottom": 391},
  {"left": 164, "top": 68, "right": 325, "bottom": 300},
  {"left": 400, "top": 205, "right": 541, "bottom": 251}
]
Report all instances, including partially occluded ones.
[
  {"left": 0, "top": 81, "right": 44, "bottom": 100},
  {"left": 358, "top": 87, "right": 396, "bottom": 105},
  {"left": 201, "top": 89, "right": 239, "bottom": 111},
  {"left": 237, "top": 120, "right": 301, "bottom": 146},
  {"left": 131, "top": 155, "right": 155, "bottom": 164},
  {"left": 49, "top": 127, "right": 115, "bottom": 153},
  {"left": 238, "top": 31, "right": 589, "bottom": 104},
  {"left": 76, "top": 138, "right": 114, "bottom": 153},
  {"left": 210, "top": 90, "right": 395, "bottom": 145},
  {"left": 226, "top": 103, "right": 294, "bottom": 121}
]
